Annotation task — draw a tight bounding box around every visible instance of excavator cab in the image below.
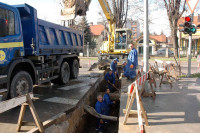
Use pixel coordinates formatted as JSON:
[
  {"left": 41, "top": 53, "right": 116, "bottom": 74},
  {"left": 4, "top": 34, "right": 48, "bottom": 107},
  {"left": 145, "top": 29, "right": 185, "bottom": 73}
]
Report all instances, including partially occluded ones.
[{"left": 115, "top": 29, "right": 132, "bottom": 51}]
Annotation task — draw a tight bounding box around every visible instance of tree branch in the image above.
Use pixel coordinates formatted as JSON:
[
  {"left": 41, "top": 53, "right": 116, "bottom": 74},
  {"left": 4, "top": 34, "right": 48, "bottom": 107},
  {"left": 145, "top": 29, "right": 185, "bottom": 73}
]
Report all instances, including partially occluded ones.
[{"left": 179, "top": 0, "right": 186, "bottom": 19}]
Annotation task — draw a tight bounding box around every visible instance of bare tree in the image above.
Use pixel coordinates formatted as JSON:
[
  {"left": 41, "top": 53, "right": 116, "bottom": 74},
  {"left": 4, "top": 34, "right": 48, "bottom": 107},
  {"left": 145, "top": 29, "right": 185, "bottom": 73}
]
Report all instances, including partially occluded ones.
[
  {"left": 111, "top": 0, "right": 129, "bottom": 28},
  {"left": 162, "top": 0, "right": 186, "bottom": 57}
]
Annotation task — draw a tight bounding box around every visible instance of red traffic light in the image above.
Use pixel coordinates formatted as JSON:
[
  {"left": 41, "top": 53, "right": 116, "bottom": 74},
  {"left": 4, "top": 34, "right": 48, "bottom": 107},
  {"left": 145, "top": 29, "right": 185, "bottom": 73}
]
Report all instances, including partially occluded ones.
[{"left": 185, "top": 17, "right": 191, "bottom": 22}]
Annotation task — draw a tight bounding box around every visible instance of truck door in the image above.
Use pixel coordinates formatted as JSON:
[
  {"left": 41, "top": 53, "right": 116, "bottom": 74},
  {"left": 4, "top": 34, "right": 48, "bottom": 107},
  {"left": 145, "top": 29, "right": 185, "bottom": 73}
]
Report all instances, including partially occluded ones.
[{"left": 0, "top": 5, "right": 24, "bottom": 67}]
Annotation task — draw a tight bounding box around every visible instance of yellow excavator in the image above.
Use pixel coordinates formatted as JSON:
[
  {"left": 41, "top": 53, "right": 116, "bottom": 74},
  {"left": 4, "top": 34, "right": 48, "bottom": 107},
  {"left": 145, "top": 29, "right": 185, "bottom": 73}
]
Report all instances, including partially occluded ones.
[{"left": 61, "top": 0, "right": 132, "bottom": 61}]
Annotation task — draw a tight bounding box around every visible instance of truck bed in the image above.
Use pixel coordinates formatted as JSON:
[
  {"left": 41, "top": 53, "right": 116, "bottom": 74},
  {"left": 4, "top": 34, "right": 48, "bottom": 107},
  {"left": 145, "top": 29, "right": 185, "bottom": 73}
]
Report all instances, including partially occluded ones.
[
  {"left": 16, "top": 4, "right": 83, "bottom": 56},
  {"left": 37, "top": 19, "right": 83, "bottom": 55}
]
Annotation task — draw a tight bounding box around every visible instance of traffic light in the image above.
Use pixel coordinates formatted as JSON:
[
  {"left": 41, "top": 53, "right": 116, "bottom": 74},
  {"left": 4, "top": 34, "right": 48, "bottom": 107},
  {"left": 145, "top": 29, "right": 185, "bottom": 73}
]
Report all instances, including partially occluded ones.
[
  {"left": 190, "top": 24, "right": 197, "bottom": 34},
  {"left": 179, "top": 16, "right": 197, "bottom": 34},
  {"left": 184, "top": 16, "right": 192, "bottom": 34}
]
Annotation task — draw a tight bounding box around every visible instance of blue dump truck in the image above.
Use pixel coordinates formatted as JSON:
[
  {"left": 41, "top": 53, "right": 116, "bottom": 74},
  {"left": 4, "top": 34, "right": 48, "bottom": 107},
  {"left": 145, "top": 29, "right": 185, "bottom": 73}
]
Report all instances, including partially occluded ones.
[{"left": 0, "top": 3, "right": 83, "bottom": 98}]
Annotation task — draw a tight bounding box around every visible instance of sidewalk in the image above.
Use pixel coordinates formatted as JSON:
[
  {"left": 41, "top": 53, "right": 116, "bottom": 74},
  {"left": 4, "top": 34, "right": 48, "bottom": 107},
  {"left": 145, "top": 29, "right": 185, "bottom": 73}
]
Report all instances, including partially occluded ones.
[{"left": 119, "top": 77, "right": 200, "bottom": 133}]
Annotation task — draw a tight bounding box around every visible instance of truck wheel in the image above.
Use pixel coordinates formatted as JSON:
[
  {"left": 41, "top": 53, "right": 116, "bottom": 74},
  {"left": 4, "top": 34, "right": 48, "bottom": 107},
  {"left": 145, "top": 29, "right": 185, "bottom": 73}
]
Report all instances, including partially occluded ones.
[
  {"left": 70, "top": 59, "right": 79, "bottom": 79},
  {"left": 60, "top": 62, "right": 70, "bottom": 84},
  {"left": 10, "top": 71, "right": 33, "bottom": 98}
]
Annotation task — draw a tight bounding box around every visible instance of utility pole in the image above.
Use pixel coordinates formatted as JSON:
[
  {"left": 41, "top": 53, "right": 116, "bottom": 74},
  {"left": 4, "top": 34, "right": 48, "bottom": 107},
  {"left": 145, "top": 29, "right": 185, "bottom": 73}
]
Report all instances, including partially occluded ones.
[
  {"left": 143, "top": 0, "right": 149, "bottom": 73},
  {"left": 187, "top": 13, "right": 194, "bottom": 77}
]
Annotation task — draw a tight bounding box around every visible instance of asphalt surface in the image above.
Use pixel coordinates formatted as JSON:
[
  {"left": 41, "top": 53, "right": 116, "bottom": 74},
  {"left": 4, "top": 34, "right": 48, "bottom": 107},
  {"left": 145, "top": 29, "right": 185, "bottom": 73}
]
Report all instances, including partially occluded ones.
[
  {"left": 0, "top": 58, "right": 102, "bottom": 133},
  {"left": 0, "top": 56, "right": 199, "bottom": 133}
]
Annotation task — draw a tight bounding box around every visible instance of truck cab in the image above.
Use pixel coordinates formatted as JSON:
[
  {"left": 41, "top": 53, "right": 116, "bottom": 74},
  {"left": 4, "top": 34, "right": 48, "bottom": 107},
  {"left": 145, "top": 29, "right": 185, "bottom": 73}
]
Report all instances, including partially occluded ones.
[{"left": 0, "top": 3, "right": 24, "bottom": 69}]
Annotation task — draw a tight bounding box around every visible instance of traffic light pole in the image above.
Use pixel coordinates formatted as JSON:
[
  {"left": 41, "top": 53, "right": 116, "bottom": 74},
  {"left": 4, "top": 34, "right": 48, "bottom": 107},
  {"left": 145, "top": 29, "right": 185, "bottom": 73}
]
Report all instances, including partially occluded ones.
[
  {"left": 187, "top": 13, "right": 194, "bottom": 77},
  {"left": 188, "top": 34, "right": 192, "bottom": 77}
]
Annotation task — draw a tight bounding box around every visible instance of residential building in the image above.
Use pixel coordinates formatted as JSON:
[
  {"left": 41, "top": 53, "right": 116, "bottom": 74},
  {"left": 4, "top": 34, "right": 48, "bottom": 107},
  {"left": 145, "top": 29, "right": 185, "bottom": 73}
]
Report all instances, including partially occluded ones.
[
  {"left": 89, "top": 24, "right": 105, "bottom": 56},
  {"left": 125, "top": 19, "right": 140, "bottom": 41},
  {"left": 178, "top": 15, "right": 200, "bottom": 56},
  {"left": 136, "top": 35, "right": 167, "bottom": 55}
]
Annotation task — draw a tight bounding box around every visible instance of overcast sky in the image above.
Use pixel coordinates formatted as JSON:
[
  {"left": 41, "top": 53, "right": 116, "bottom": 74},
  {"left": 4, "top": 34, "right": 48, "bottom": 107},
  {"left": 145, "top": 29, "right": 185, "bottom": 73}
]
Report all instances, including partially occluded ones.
[{"left": 1, "top": 0, "right": 200, "bottom": 37}]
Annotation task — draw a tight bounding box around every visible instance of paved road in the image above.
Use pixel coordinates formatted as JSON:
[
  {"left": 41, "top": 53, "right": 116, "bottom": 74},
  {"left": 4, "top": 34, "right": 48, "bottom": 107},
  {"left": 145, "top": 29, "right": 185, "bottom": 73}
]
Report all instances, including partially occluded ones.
[{"left": 0, "top": 58, "right": 102, "bottom": 133}]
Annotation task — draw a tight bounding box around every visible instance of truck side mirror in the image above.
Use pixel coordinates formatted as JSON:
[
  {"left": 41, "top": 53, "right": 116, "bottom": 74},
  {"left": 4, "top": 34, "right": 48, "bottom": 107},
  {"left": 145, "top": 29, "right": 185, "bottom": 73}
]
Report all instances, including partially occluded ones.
[{"left": 0, "top": 18, "right": 8, "bottom": 37}]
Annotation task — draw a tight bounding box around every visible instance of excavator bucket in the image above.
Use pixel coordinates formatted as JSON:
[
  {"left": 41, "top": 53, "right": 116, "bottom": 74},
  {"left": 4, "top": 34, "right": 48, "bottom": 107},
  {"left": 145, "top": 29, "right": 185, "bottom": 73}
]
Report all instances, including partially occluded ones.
[{"left": 61, "top": 0, "right": 91, "bottom": 20}]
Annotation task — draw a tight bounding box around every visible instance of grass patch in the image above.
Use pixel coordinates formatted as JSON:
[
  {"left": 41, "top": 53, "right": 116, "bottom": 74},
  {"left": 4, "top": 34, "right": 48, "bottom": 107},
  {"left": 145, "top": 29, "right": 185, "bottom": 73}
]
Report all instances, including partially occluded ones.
[{"left": 179, "top": 73, "right": 200, "bottom": 78}]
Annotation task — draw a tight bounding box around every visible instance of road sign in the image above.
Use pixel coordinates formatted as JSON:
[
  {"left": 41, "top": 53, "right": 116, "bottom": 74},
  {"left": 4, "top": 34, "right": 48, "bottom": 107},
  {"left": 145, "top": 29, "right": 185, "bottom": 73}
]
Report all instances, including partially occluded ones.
[{"left": 186, "top": 0, "right": 199, "bottom": 13}]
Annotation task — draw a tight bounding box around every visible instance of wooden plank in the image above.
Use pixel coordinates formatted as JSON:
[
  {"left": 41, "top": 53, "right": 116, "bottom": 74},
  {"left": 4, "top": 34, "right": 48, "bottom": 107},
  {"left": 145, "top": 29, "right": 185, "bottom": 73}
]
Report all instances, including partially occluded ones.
[
  {"left": 149, "top": 78, "right": 156, "bottom": 100},
  {"left": 123, "top": 109, "right": 145, "bottom": 118},
  {"left": 125, "top": 95, "right": 131, "bottom": 109},
  {"left": 16, "top": 104, "right": 27, "bottom": 131},
  {"left": 26, "top": 94, "right": 45, "bottom": 133},
  {"left": 0, "top": 93, "right": 33, "bottom": 113},
  {"left": 123, "top": 109, "right": 137, "bottom": 114}
]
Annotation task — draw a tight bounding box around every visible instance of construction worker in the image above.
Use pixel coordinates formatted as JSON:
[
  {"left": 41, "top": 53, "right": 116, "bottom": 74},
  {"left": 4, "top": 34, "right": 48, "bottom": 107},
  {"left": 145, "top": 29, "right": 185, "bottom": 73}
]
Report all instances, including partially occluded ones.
[
  {"left": 103, "top": 88, "right": 115, "bottom": 116},
  {"left": 119, "top": 33, "right": 126, "bottom": 43},
  {"left": 127, "top": 43, "right": 138, "bottom": 80},
  {"left": 95, "top": 95, "right": 106, "bottom": 132},
  {"left": 122, "top": 61, "right": 129, "bottom": 79},
  {"left": 104, "top": 70, "right": 116, "bottom": 92},
  {"left": 110, "top": 58, "right": 119, "bottom": 79}
]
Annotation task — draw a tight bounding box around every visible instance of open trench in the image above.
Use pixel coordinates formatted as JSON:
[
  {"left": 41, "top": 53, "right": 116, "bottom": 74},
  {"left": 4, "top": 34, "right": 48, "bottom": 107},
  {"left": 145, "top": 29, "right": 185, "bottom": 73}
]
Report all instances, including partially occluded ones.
[{"left": 37, "top": 69, "right": 122, "bottom": 133}]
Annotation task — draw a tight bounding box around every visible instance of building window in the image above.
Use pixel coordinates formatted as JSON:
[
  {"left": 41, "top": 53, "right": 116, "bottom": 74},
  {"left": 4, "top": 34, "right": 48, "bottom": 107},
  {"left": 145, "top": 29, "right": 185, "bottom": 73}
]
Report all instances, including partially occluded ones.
[{"left": 0, "top": 8, "right": 15, "bottom": 36}]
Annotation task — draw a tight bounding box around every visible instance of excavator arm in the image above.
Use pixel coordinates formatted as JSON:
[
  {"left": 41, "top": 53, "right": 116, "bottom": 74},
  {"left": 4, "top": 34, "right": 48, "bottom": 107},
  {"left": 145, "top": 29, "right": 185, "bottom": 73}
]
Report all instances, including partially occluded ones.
[
  {"left": 61, "top": 0, "right": 114, "bottom": 22},
  {"left": 61, "top": 0, "right": 115, "bottom": 52},
  {"left": 61, "top": 0, "right": 92, "bottom": 20}
]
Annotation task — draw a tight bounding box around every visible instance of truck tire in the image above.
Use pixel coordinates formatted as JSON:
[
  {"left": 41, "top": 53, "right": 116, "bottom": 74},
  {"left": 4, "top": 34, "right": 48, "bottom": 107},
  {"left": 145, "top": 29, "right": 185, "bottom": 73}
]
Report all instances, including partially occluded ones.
[
  {"left": 60, "top": 62, "right": 70, "bottom": 84},
  {"left": 70, "top": 59, "right": 79, "bottom": 79},
  {"left": 10, "top": 71, "right": 33, "bottom": 98}
]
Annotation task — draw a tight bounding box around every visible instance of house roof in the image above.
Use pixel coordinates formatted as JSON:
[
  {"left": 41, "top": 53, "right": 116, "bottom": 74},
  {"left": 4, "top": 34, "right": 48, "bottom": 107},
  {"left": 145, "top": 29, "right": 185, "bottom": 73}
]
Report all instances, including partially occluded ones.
[
  {"left": 149, "top": 35, "right": 167, "bottom": 43},
  {"left": 136, "top": 35, "right": 167, "bottom": 43},
  {"left": 90, "top": 24, "right": 104, "bottom": 36}
]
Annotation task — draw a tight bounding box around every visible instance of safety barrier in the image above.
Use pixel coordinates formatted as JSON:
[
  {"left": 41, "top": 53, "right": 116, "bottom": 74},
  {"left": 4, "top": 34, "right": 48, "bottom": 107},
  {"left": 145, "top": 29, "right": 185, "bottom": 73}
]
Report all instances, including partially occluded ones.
[
  {"left": 123, "top": 68, "right": 156, "bottom": 133},
  {"left": 0, "top": 93, "right": 44, "bottom": 133}
]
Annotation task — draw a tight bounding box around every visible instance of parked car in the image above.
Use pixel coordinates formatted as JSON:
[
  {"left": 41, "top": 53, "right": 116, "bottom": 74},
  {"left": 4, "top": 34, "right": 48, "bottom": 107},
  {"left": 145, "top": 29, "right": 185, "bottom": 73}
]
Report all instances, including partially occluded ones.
[{"left": 154, "top": 48, "right": 174, "bottom": 56}]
